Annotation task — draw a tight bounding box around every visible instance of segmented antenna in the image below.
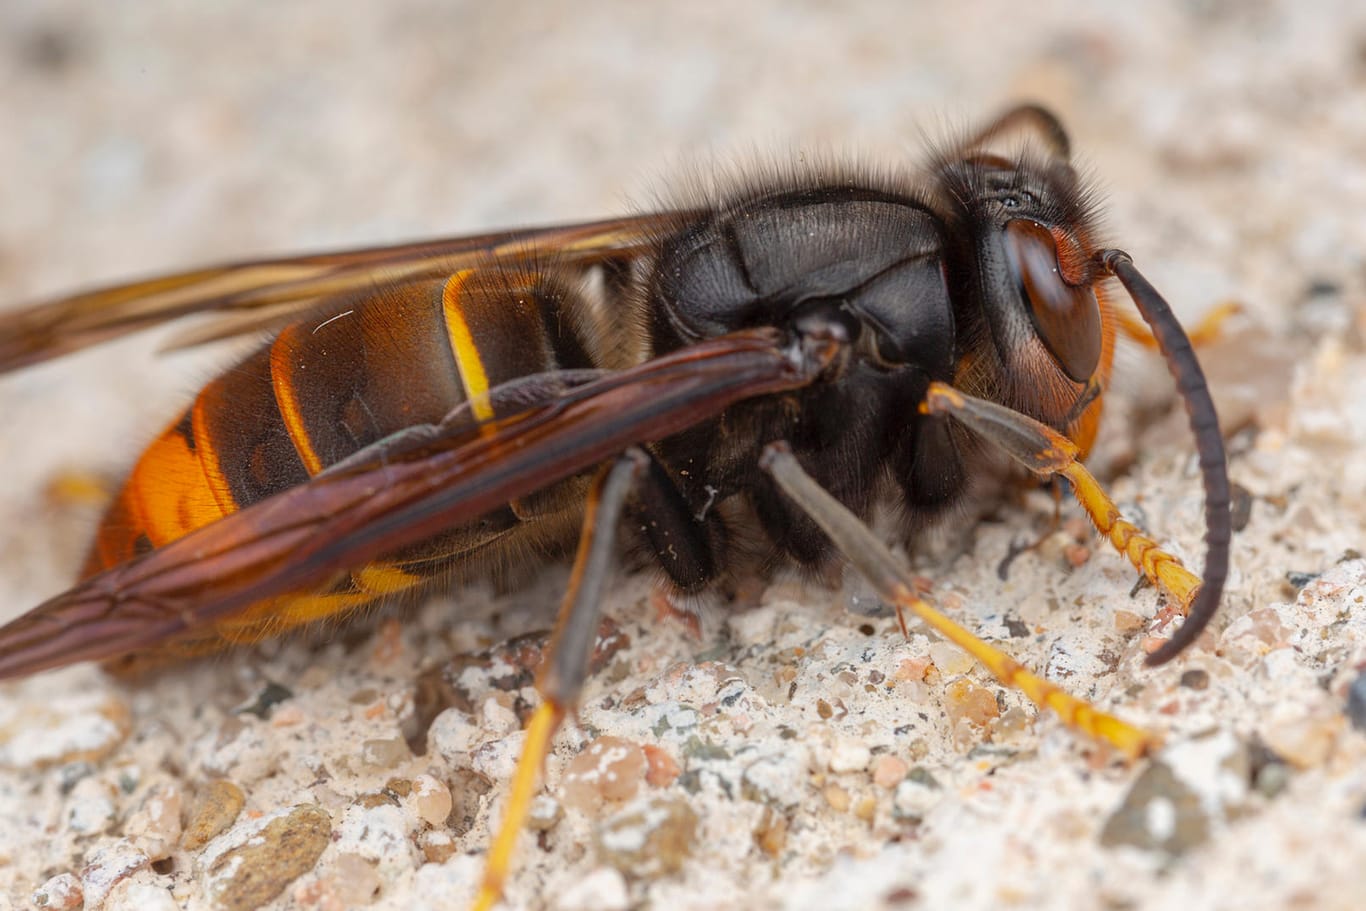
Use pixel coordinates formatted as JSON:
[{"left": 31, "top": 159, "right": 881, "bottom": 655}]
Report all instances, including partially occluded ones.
[{"left": 1100, "top": 250, "right": 1231, "bottom": 666}]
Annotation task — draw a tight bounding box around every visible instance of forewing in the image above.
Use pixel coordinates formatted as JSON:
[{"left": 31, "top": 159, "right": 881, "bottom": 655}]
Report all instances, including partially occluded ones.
[{"left": 0, "top": 214, "right": 680, "bottom": 372}]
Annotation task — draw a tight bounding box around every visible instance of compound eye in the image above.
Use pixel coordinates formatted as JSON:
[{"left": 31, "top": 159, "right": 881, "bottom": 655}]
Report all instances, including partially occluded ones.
[{"left": 1003, "top": 219, "right": 1101, "bottom": 383}]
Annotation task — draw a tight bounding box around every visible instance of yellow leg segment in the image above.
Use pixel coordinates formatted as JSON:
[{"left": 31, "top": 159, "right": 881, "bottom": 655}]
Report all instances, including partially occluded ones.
[
  {"left": 760, "top": 442, "right": 1158, "bottom": 760},
  {"left": 1060, "top": 461, "right": 1200, "bottom": 613},
  {"left": 922, "top": 382, "right": 1201, "bottom": 614},
  {"left": 1114, "top": 299, "right": 1241, "bottom": 350},
  {"left": 890, "top": 581, "right": 1158, "bottom": 759},
  {"left": 471, "top": 700, "right": 566, "bottom": 911}
]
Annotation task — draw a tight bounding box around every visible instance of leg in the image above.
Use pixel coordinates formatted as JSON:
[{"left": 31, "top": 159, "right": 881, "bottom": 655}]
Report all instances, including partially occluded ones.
[
  {"left": 471, "top": 449, "right": 646, "bottom": 911},
  {"left": 1113, "top": 300, "right": 1241, "bottom": 351},
  {"left": 627, "top": 451, "right": 719, "bottom": 592},
  {"left": 919, "top": 383, "right": 1202, "bottom": 612},
  {"left": 760, "top": 443, "right": 1157, "bottom": 759}
]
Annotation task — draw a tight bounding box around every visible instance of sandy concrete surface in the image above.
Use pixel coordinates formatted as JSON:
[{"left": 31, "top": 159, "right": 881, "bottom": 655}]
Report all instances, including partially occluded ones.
[{"left": 2, "top": 1, "right": 1365, "bottom": 909}]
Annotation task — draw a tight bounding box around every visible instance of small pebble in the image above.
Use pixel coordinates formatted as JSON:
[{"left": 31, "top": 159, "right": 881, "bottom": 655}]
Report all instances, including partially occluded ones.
[
  {"left": 894, "top": 657, "right": 932, "bottom": 682},
  {"left": 1063, "top": 543, "right": 1091, "bottom": 568},
  {"left": 753, "top": 806, "right": 788, "bottom": 857},
  {"left": 561, "top": 736, "right": 647, "bottom": 811},
  {"left": 893, "top": 774, "right": 941, "bottom": 820},
  {"left": 642, "top": 744, "right": 681, "bottom": 787},
  {"left": 419, "top": 829, "right": 457, "bottom": 864},
  {"left": 1179, "top": 669, "right": 1210, "bottom": 690},
  {"left": 928, "top": 642, "right": 974, "bottom": 677},
  {"left": 32, "top": 872, "right": 83, "bottom": 910},
  {"left": 182, "top": 779, "right": 246, "bottom": 851},
  {"left": 1113, "top": 610, "right": 1146, "bottom": 634},
  {"left": 872, "top": 754, "right": 909, "bottom": 789},
  {"left": 527, "top": 794, "right": 563, "bottom": 831},
  {"left": 326, "top": 852, "right": 382, "bottom": 907},
  {"left": 123, "top": 783, "right": 183, "bottom": 861},
  {"left": 408, "top": 773, "right": 453, "bottom": 827},
  {"left": 823, "top": 783, "right": 851, "bottom": 812},
  {"left": 206, "top": 804, "right": 332, "bottom": 911},
  {"left": 1099, "top": 761, "right": 1209, "bottom": 856},
  {"left": 1261, "top": 713, "right": 1341, "bottom": 769},
  {"left": 360, "top": 736, "right": 411, "bottom": 770},
  {"left": 596, "top": 795, "right": 698, "bottom": 878},
  {"left": 944, "top": 679, "right": 1000, "bottom": 728}
]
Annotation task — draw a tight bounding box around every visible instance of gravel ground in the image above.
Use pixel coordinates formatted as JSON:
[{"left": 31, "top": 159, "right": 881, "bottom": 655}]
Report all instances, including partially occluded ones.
[{"left": 2, "top": 2, "right": 1365, "bottom": 910}]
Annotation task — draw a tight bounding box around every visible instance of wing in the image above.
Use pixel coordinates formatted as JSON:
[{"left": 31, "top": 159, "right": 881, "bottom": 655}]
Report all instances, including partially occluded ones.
[
  {"left": 0, "top": 213, "right": 686, "bottom": 373},
  {"left": 0, "top": 327, "right": 833, "bottom": 679}
]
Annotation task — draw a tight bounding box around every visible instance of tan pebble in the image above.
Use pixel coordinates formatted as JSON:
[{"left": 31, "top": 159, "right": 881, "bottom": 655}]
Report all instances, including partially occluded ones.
[
  {"left": 823, "top": 783, "right": 851, "bottom": 812},
  {"left": 944, "top": 679, "right": 1000, "bottom": 727},
  {"left": 354, "top": 790, "right": 400, "bottom": 810},
  {"left": 1233, "top": 608, "right": 1290, "bottom": 649},
  {"left": 928, "top": 642, "right": 974, "bottom": 676},
  {"left": 182, "top": 779, "right": 245, "bottom": 851},
  {"left": 854, "top": 794, "right": 877, "bottom": 822},
  {"left": 270, "top": 704, "right": 306, "bottom": 727},
  {"left": 894, "top": 657, "right": 931, "bottom": 682},
  {"left": 124, "top": 783, "right": 183, "bottom": 861},
  {"left": 287, "top": 877, "right": 336, "bottom": 911},
  {"left": 595, "top": 796, "right": 699, "bottom": 878},
  {"left": 1262, "top": 713, "right": 1342, "bottom": 769},
  {"left": 419, "top": 829, "right": 457, "bottom": 864},
  {"left": 871, "top": 754, "right": 908, "bottom": 789},
  {"left": 327, "top": 852, "right": 381, "bottom": 906},
  {"left": 408, "top": 774, "right": 453, "bottom": 826},
  {"left": 753, "top": 806, "right": 788, "bottom": 858},
  {"left": 527, "top": 794, "right": 563, "bottom": 831},
  {"left": 560, "top": 736, "right": 647, "bottom": 811},
  {"left": 1113, "top": 610, "right": 1146, "bottom": 633},
  {"left": 642, "top": 744, "right": 681, "bottom": 787},
  {"left": 360, "top": 736, "right": 411, "bottom": 769},
  {"left": 32, "top": 872, "right": 83, "bottom": 910},
  {"left": 1063, "top": 543, "right": 1091, "bottom": 567},
  {"left": 207, "top": 805, "right": 332, "bottom": 911}
]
